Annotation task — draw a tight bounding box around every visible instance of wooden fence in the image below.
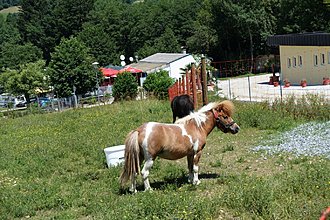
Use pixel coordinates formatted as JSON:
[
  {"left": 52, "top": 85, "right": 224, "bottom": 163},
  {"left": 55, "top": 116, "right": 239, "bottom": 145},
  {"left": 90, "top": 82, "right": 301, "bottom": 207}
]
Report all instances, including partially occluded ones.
[{"left": 168, "top": 57, "right": 208, "bottom": 109}]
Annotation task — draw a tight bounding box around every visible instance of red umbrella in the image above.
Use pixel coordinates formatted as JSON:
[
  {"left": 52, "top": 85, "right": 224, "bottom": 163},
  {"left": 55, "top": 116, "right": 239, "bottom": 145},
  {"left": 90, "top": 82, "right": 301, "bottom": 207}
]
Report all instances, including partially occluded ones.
[
  {"left": 118, "top": 66, "right": 143, "bottom": 73},
  {"left": 100, "top": 67, "right": 119, "bottom": 77}
]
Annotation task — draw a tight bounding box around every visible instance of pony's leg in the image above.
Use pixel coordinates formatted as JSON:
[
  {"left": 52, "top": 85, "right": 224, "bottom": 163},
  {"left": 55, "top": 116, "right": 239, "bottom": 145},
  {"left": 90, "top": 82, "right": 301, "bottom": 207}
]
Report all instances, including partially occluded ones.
[
  {"left": 193, "top": 152, "right": 202, "bottom": 185},
  {"left": 141, "top": 158, "right": 154, "bottom": 191},
  {"left": 187, "top": 154, "right": 194, "bottom": 183},
  {"left": 129, "top": 173, "right": 137, "bottom": 193}
]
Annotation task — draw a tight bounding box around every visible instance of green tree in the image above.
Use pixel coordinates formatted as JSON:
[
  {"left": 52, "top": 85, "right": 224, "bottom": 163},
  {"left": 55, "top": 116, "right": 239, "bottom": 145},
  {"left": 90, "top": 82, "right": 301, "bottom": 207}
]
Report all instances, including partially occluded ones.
[
  {"left": 18, "top": 0, "right": 94, "bottom": 62},
  {"left": 17, "top": 0, "right": 57, "bottom": 61},
  {"left": 187, "top": 0, "right": 218, "bottom": 55},
  {"left": 78, "top": 24, "right": 119, "bottom": 66},
  {"left": 127, "top": 0, "right": 200, "bottom": 59},
  {"left": 277, "top": 0, "right": 330, "bottom": 33},
  {"left": 48, "top": 37, "right": 99, "bottom": 97},
  {"left": 0, "top": 60, "right": 48, "bottom": 103},
  {"left": 143, "top": 70, "right": 175, "bottom": 100},
  {"left": 0, "top": 42, "right": 42, "bottom": 69},
  {"left": 79, "top": 0, "right": 125, "bottom": 66},
  {"left": 112, "top": 71, "right": 138, "bottom": 100},
  {"left": 0, "top": 13, "right": 39, "bottom": 70},
  {"left": 137, "top": 27, "right": 181, "bottom": 58},
  {"left": 52, "top": 0, "right": 94, "bottom": 38},
  {"left": 233, "top": 0, "right": 276, "bottom": 67},
  {"left": 0, "top": 13, "right": 21, "bottom": 45},
  {"left": 209, "top": 0, "right": 276, "bottom": 60}
]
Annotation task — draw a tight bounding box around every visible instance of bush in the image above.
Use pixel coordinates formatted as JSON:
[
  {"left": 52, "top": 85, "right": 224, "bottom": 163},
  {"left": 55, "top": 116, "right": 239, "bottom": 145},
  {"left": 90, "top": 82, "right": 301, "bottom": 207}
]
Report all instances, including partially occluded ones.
[
  {"left": 143, "top": 70, "right": 175, "bottom": 99},
  {"left": 112, "top": 72, "right": 138, "bottom": 100}
]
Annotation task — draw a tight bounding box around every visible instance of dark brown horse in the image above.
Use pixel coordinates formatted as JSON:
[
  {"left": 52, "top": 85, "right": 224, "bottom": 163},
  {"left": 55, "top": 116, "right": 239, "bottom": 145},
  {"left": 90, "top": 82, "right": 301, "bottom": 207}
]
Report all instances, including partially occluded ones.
[
  {"left": 120, "top": 100, "right": 239, "bottom": 193},
  {"left": 170, "top": 94, "right": 194, "bottom": 123}
]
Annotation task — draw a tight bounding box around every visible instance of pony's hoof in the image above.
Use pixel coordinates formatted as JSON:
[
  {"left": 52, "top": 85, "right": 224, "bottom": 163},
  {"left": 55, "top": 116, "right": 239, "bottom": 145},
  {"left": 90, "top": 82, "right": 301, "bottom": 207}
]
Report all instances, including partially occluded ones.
[
  {"left": 144, "top": 187, "right": 153, "bottom": 192},
  {"left": 129, "top": 188, "right": 137, "bottom": 194},
  {"left": 193, "top": 180, "right": 201, "bottom": 185}
]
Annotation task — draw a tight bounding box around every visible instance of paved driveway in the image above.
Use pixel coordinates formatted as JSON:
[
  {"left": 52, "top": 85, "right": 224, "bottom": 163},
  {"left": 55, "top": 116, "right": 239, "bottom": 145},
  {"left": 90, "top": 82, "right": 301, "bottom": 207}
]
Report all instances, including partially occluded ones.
[{"left": 217, "top": 74, "right": 330, "bottom": 102}]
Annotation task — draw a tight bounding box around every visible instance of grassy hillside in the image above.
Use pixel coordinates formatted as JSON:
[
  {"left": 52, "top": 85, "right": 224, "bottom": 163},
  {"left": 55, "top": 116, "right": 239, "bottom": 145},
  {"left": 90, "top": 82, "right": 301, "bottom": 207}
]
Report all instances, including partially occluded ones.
[
  {"left": 0, "top": 98, "right": 329, "bottom": 219},
  {"left": 0, "top": 6, "right": 20, "bottom": 18}
]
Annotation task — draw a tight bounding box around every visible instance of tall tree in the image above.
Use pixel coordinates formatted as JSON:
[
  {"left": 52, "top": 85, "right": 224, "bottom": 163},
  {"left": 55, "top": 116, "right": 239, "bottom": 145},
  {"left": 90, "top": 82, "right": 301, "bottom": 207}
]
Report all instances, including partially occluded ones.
[
  {"left": 209, "top": 0, "right": 276, "bottom": 60},
  {"left": 78, "top": 24, "right": 119, "bottom": 66},
  {"left": 0, "top": 42, "right": 42, "bottom": 69},
  {"left": 187, "top": 0, "right": 218, "bottom": 55},
  {"left": 233, "top": 0, "right": 276, "bottom": 66},
  {"left": 137, "top": 27, "right": 181, "bottom": 58},
  {"left": 79, "top": 0, "right": 124, "bottom": 66},
  {"left": 18, "top": 0, "right": 95, "bottom": 62},
  {"left": 127, "top": 0, "right": 200, "bottom": 59},
  {"left": 17, "top": 0, "right": 57, "bottom": 61},
  {"left": 0, "top": 13, "right": 20, "bottom": 45},
  {"left": 48, "top": 37, "right": 100, "bottom": 97},
  {"left": 277, "top": 0, "right": 330, "bottom": 33},
  {"left": 52, "top": 0, "right": 95, "bottom": 38}
]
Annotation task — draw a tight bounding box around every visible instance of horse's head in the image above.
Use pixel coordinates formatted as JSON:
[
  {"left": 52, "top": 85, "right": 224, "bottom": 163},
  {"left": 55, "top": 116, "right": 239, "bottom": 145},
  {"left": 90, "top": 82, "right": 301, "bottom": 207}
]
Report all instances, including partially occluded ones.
[{"left": 212, "top": 100, "right": 240, "bottom": 134}]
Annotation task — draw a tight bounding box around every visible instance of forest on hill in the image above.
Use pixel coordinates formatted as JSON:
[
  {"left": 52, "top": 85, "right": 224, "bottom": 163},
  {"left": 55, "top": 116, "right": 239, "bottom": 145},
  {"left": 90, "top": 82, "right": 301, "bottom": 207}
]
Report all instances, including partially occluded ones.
[
  {"left": 0, "top": 0, "right": 330, "bottom": 98},
  {"left": 1, "top": 0, "right": 330, "bottom": 68},
  {"left": 0, "top": 0, "right": 20, "bottom": 10}
]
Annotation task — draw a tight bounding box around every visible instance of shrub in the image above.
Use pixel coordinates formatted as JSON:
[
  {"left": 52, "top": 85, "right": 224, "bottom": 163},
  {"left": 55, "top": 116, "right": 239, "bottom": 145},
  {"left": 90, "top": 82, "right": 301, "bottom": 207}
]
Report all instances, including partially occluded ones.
[
  {"left": 143, "top": 70, "right": 175, "bottom": 99},
  {"left": 112, "top": 71, "right": 138, "bottom": 100}
]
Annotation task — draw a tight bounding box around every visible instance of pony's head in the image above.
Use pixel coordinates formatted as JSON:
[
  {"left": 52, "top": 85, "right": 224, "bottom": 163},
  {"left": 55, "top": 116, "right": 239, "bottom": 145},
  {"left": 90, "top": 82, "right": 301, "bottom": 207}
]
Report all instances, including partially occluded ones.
[
  {"left": 207, "top": 100, "right": 240, "bottom": 134},
  {"left": 176, "top": 100, "right": 240, "bottom": 134}
]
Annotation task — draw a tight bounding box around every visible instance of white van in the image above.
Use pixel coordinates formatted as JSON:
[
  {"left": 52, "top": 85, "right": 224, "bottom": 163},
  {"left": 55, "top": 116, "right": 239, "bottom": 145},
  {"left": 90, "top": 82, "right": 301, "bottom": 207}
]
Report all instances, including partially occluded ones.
[{"left": 0, "top": 94, "right": 26, "bottom": 108}]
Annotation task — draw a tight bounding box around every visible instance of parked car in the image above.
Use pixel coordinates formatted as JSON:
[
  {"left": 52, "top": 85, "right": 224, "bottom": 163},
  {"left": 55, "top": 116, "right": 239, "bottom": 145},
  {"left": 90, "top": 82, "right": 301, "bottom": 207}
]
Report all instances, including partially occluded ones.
[
  {"left": 15, "top": 95, "right": 27, "bottom": 107},
  {"left": 38, "top": 97, "right": 51, "bottom": 107},
  {"left": 0, "top": 93, "right": 26, "bottom": 108}
]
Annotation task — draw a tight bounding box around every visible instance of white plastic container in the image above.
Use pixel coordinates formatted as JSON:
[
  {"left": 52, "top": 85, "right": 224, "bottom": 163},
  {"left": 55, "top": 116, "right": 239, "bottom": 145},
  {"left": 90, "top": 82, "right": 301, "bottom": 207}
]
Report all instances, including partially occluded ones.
[{"left": 104, "top": 145, "right": 125, "bottom": 167}]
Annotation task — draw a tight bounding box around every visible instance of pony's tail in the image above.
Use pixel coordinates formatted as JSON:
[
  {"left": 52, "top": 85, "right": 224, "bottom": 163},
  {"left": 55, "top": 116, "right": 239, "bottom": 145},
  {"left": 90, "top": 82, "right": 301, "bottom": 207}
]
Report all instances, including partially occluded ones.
[{"left": 120, "top": 130, "right": 141, "bottom": 187}]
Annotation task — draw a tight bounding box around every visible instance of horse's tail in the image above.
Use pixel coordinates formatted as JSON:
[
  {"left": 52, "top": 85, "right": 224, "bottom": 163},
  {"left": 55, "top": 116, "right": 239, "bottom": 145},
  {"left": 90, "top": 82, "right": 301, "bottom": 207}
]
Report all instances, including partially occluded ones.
[{"left": 120, "top": 130, "right": 141, "bottom": 187}]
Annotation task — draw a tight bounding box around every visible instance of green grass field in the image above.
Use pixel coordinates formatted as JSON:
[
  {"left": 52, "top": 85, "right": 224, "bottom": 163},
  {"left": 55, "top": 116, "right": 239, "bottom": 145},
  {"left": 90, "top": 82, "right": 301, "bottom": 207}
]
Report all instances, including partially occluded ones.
[{"left": 0, "top": 98, "right": 329, "bottom": 219}]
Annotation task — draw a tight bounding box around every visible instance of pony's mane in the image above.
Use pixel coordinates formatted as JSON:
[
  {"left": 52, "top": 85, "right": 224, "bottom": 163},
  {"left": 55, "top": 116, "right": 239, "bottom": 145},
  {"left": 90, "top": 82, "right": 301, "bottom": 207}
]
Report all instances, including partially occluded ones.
[
  {"left": 217, "top": 100, "right": 234, "bottom": 117},
  {"left": 175, "top": 101, "right": 234, "bottom": 127}
]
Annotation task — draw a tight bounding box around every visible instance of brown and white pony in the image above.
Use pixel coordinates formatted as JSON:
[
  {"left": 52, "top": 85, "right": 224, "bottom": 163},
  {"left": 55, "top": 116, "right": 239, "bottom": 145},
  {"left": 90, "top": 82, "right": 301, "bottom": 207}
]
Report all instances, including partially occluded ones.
[{"left": 120, "top": 100, "right": 239, "bottom": 193}]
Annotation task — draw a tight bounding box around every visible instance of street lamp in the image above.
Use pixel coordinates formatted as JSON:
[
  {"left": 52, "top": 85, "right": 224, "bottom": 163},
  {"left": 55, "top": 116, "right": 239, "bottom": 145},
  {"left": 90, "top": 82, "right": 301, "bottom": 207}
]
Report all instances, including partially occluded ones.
[{"left": 92, "top": 62, "right": 100, "bottom": 104}]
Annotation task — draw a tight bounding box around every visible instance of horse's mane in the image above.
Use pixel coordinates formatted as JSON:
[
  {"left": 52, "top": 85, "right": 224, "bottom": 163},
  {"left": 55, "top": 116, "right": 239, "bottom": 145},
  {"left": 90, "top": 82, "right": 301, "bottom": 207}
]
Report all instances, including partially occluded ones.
[
  {"left": 175, "top": 100, "right": 234, "bottom": 127},
  {"left": 217, "top": 100, "right": 234, "bottom": 117}
]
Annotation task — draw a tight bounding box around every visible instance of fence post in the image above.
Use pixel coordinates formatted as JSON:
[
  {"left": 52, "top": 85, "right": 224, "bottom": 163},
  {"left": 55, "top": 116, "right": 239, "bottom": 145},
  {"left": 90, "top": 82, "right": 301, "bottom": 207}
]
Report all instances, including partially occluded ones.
[
  {"left": 178, "top": 78, "right": 182, "bottom": 95},
  {"left": 279, "top": 71, "right": 283, "bottom": 102},
  {"left": 196, "top": 67, "right": 202, "bottom": 90},
  {"left": 191, "top": 63, "right": 197, "bottom": 109},
  {"left": 181, "top": 75, "right": 185, "bottom": 94},
  {"left": 228, "top": 78, "right": 232, "bottom": 100},
  {"left": 201, "top": 56, "right": 208, "bottom": 106},
  {"left": 248, "top": 75, "right": 252, "bottom": 102},
  {"left": 175, "top": 81, "right": 179, "bottom": 96},
  {"left": 186, "top": 70, "right": 190, "bottom": 96}
]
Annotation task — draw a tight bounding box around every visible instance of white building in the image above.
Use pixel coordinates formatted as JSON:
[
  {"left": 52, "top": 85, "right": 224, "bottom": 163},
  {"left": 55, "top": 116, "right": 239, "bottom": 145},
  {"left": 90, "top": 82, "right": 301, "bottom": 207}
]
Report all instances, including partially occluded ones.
[{"left": 130, "top": 53, "right": 196, "bottom": 80}]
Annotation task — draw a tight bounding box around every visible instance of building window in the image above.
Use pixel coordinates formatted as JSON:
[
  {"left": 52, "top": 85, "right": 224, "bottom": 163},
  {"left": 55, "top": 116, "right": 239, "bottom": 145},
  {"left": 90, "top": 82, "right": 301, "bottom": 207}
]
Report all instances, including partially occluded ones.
[
  {"left": 293, "top": 56, "right": 297, "bottom": 67},
  {"left": 313, "top": 54, "right": 318, "bottom": 66},
  {"left": 287, "top": 57, "right": 291, "bottom": 68},
  {"left": 320, "top": 53, "right": 325, "bottom": 65},
  {"left": 328, "top": 51, "right": 330, "bottom": 64},
  {"left": 298, "top": 55, "right": 303, "bottom": 66}
]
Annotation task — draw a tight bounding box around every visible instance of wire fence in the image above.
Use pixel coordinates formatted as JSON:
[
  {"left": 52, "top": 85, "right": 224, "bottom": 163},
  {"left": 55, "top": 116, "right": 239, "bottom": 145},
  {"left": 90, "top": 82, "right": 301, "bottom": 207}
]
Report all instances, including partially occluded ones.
[{"left": 216, "top": 74, "right": 330, "bottom": 103}]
